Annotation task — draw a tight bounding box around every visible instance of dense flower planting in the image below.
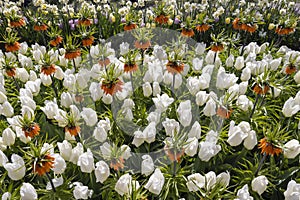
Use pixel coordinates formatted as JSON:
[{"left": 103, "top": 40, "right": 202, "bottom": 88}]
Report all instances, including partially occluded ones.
[{"left": 0, "top": 0, "right": 300, "bottom": 199}]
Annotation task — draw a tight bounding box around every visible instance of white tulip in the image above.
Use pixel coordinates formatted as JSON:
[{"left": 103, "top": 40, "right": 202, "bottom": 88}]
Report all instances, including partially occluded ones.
[
  {"left": 63, "top": 74, "right": 76, "bottom": 91},
  {"left": 0, "top": 91, "right": 7, "bottom": 103},
  {"left": 226, "top": 54, "right": 234, "bottom": 67},
  {"left": 89, "top": 82, "right": 103, "bottom": 102},
  {"left": 73, "top": 182, "right": 93, "bottom": 200},
  {"left": 269, "top": 57, "right": 282, "bottom": 71},
  {"left": 20, "top": 96, "right": 36, "bottom": 111},
  {"left": 216, "top": 67, "right": 238, "bottom": 90},
  {"left": 141, "top": 155, "right": 154, "bottom": 176},
  {"left": 54, "top": 66, "right": 64, "bottom": 80},
  {"left": 205, "top": 171, "right": 217, "bottom": 190},
  {"left": 205, "top": 50, "right": 216, "bottom": 64},
  {"left": 196, "top": 91, "right": 209, "bottom": 106},
  {"left": 240, "top": 67, "right": 252, "bottom": 81},
  {"left": 52, "top": 154, "right": 66, "bottom": 174},
  {"left": 102, "top": 93, "right": 113, "bottom": 104},
  {"left": 235, "top": 56, "right": 244, "bottom": 70},
  {"left": 237, "top": 95, "right": 253, "bottom": 111},
  {"left": 1, "top": 192, "right": 11, "bottom": 200},
  {"left": 95, "top": 161, "right": 110, "bottom": 183},
  {"left": 216, "top": 171, "right": 230, "bottom": 188},
  {"left": 203, "top": 98, "right": 216, "bottom": 117},
  {"left": 251, "top": 175, "right": 268, "bottom": 195},
  {"left": 284, "top": 180, "right": 300, "bottom": 200},
  {"left": 239, "top": 81, "right": 248, "bottom": 95},
  {"left": 152, "top": 82, "right": 161, "bottom": 96},
  {"left": 198, "top": 73, "right": 211, "bottom": 89},
  {"left": 54, "top": 109, "right": 68, "bottom": 127},
  {"left": 16, "top": 68, "right": 29, "bottom": 82},
  {"left": 282, "top": 97, "right": 300, "bottom": 117},
  {"left": 192, "top": 57, "right": 203, "bottom": 71},
  {"left": 235, "top": 184, "right": 253, "bottom": 200},
  {"left": 0, "top": 150, "right": 8, "bottom": 166},
  {"left": 284, "top": 139, "right": 300, "bottom": 159},
  {"left": 70, "top": 143, "right": 84, "bottom": 164},
  {"left": 1, "top": 101, "right": 14, "bottom": 117},
  {"left": 41, "top": 100, "right": 58, "bottom": 119},
  {"left": 143, "top": 82, "right": 152, "bottom": 97},
  {"left": 153, "top": 94, "right": 174, "bottom": 113},
  {"left": 162, "top": 118, "right": 180, "bottom": 136},
  {"left": 227, "top": 121, "right": 248, "bottom": 146},
  {"left": 115, "top": 173, "right": 139, "bottom": 196},
  {"left": 4, "top": 154, "right": 26, "bottom": 181},
  {"left": 81, "top": 108, "right": 98, "bottom": 127},
  {"left": 57, "top": 140, "right": 72, "bottom": 161},
  {"left": 195, "top": 42, "right": 206, "bottom": 55},
  {"left": 198, "top": 141, "right": 221, "bottom": 162},
  {"left": 120, "top": 42, "right": 130, "bottom": 55},
  {"left": 186, "top": 173, "right": 205, "bottom": 192},
  {"left": 60, "top": 92, "right": 73, "bottom": 108},
  {"left": 2, "top": 128, "right": 15, "bottom": 147},
  {"left": 40, "top": 73, "right": 52, "bottom": 86},
  {"left": 77, "top": 149, "right": 95, "bottom": 173},
  {"left": 25, "top": 79, "right": 41, "bottom": 96},
  {"left": 294, "top": 71, "right": 300, "bottom": 84},
  {"left": 145, "top": 168, "right": 165, "bottom": 195},
  {"left": 244, "top": 130, "right": 257, "bottom": 150},
  {"left": 187, "top": 77, "right": 200, "bottom": 95},
  {"left": 20, "top": 183, "right": 37, "bottom": 200},
  {"left": 121, "top": 145, "right": 131, "bottom": 160},
  {"left": 177, "top": 100, "right": 192, "bottom": 127},
  {"left": 29, "top": 70, "right": 37, "bottom": 81},
  {"left": 188, "top": 121, "right": 201, "bottom": 139},
  {"left": 184, "top": 137, "right": 198, "bottom": 156},
  {"left": 46, "top": 177, "right": 64, "bottom": 190}
]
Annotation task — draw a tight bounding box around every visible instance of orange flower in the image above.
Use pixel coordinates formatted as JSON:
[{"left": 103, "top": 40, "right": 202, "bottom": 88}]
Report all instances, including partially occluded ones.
[
  {"left": 99, "top": 58, "right": 110, "bottom": 67},
  {"left": 134, "top": 40, "right": 151, "bottom": 50},
  {"left": 101, "top": 79, "right": 123, "bottom": 95},
  {"left": 110, "top": 157, "right": 125, "bottom": 171},
  {"left": 10, "top": 18, "right": 26, "bottom": 28},
  {"left": 252, "top": 83, "right": 270, "bottom": 95},
  {"left": 258, "top": 138, "right": 282, "bottom": 156},
  {"left": 211, "top": 44, "right": 224, "bottom": 52},
  {"left": 5, "top": 42, "right": 20, "bottom": 52},
  {"left": 75, "top": 94, "right": 84, "bottom": 103},
  {"left": 50, "top": 36, "right": 63, "bottom": 47},
  {"left": 245, "top": 24, "right": 257, "bottom": 33},
  {"left": 124, "top": 63, "right": 138, "bottom": 73},
  {"left": 285, "top": 64, "right": 297, "bottom": 75},
  {"left": 34, "top": 24, "right": 48, "bottom": 31},
  {"left": 181, "top": 28, "right": 195, "bottom": 37},
  {"left": 124, "top": 23, "right": 137, "bottom": 31},
  {"left": 23, "top": 123, "right": 40, "bottom": 138},
  {"left": 78, "top": 19, "right": 92, "bottom": 26},
  {"left": 41, "top": 64, "right": 56, "bottom": 75},
  {"left": 166, "top": 61, "right": 184, "bottom": 74},
  {"left": 65, "top": 49, "right": 81, "bottom": 60},
  {"left": 155, "top": 14, "right": 169, "bottom": 24},
  {"left": 165, "top": 147, "right": 184, "bottom": 163},
  {"left": 196, "top": 24, "right": 210, "bottom": 32},
  {"left": 217, "top": 106, "right": 232, "bottom": 119},
  {"left": 65, "top": 126, "right": 81, "bottom": 137},
  {"left": 232, "top": 18, "right": 242, "bottom": 30},
  {"left": 6, "top": 68, "right": 16, "bottom": 77},
  {"left": 33, "top": 154, "right": 55, "bottom": 176},
  {"left": 275, "top": 27, "right": 295, "bottom": 35},
  {"left": 82, "top": 36, "right": 94, "bottom": 47}
]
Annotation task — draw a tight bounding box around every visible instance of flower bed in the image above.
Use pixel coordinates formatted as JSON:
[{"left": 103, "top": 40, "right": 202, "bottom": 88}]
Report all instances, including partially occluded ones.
[{"left": 0, "top": 0, "right": 300, "bottom": 199}]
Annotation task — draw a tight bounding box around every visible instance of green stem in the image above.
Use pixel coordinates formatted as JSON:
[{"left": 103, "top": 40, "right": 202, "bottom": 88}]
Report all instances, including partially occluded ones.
[{"left": 46, "top": 172, "right": 56, "bottom": 192}]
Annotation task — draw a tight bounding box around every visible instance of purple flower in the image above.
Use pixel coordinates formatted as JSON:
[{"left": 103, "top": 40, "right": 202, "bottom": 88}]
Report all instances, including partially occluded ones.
[
  {"left": 58, "top": 23, "right": 63, "bottom": 29},
  {"left": 174, "top": 18, "right": 181, "bottom": 24},
  {"left": 214, "top": 18, "right": 219, "bottom": 22},
  {"left": 74, "top": 19, "right": 79, "bottom": 25},
  {"left": 140, "top": 22, "right": 145, "bottom": 27},
  {"left": 68, "top": 19, "right": 74, "bottom": 25},
  {"left": 70, "top": 24, "right": 75, "bottom": 30},
  {"left": 94, "top": 18, "right": 98, "bottom": 24},
  {"left": 121, "top": 18, "right": 126, "bottom": 23}
]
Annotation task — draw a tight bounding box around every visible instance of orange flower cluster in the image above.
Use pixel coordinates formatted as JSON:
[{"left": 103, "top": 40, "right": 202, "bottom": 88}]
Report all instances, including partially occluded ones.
[
  {"left": 6, "top": 68, "right": 16, "bottom": 77},
  {"left": 232, "top": 18, "right": 256, "bottom": 33},
  {"left": 78, "top": 19, "right": 92, "bottom": 26},
  {"left": 155, "top": 14, "right": 169, "bottom": 24},
  {"left": 258, "top": 138, "right": 282, "bottom": 156},
  {"left": 211, "top": 44, "right": 224, "bottom": 52},
  {"left": 181, "top": 28, "right": 195, "bottom": 37},
  {"left": 65, "top": 49, "right": 81, "bottom": 59},
  {"left": 166, "top": 61, "right": 184, "bottom": 74},
  {"left": 65, "top": 126, "right": 81, "bottom": 137},
  {"left": 82, "top": 36, "right": 94, "bottom": 47},
  {"left": 50, "top": 36, "right": 63, "bottom": 47},
  {"left": 10, "top": 18, "right": 26, "bottom": 27},
  {"left": 285, "top": 64, "right": 297, "bottom": 75},
  {"left": 5, "top": 42, "right": 20, "bottom": 52},
  {"left": 41, "top": 64, "right": 56, "bottom": 75},
  {"left": 33, "top": 154, "right": 55, "bottom": 176},
  {"left": 34, "top": 24, "right": 48, "bottom": 31},
  {"left": 110, "top": 157, "right": 125, "bottom": 171},
  {"left": 196, "top": 24, "right": 211, "bottom": 32},
  {"left": 134, "top": 40, "right": 151, "bottom": 49},
  {"left": 275, "top": 27, "right": 295, "bottom": 35},
  {"left": 165, "top": 147, "right": 185, "bottom": 162},
  {"left": 99, "top": 58, "right": 110, "bottom": 67},
  {"left": 124, "top": 23, "right": 137, "bottom": 31},
  {"left": 101, "top": 79, "right": 123, "bottom": 95},
  {"left": 217, "top": 107, "right": 232, "bottom": 119},
  {"left": 23, "top": 123, "right": 40, "bottom": 138},
  {"left": 124, "top": 63, "right": 138, "bottom": 73},
  {"left": 252, "top": 83, "right": 270, "bottom": 95}
]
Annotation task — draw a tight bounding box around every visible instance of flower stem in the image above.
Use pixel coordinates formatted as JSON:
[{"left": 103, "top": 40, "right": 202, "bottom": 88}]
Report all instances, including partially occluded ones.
[
  {"left": 12, "top": 76, "right": 20, "bottom": 91},
  {"left": 51, "top": 75, "right": 58, "bottom": 97},
  {"left": 72, "top": 58, "right": 77, "bottom": 72},
  {"left": 255, "top": 153, "right": 267, "bottom": 176},
  {"left": 249, "top": 94, "right": 260, "bottom": 119},
  {"left": 46, "top": 172, "right": 56, "bottom": 192},
  {"left": 172, "top": 73, "right": 176, "bottom": 96},
  {"left": 130, "top": 71, "right": 135, "bottom": 96}
]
